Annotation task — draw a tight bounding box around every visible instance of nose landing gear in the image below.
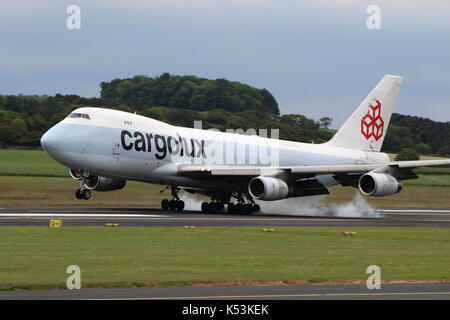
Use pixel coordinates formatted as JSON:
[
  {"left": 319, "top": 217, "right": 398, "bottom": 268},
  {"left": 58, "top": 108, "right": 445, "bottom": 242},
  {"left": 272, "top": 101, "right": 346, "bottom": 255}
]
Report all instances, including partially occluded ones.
[
  {"left": 75, "top": 176, "right": 92, "bottom": 200},
  {"left": 75, "top": 188, "right": 91, "bottom": 200}
]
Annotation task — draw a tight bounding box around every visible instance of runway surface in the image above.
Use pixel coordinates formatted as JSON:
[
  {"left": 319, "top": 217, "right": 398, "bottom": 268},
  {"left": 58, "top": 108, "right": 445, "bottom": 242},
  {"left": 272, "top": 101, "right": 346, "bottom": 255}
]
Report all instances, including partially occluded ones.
[
  {"left": 1, "top": 206, "right": 450, "bottom": 227},
  {"left": 1, "top": 283, "right": 449, "bottom": 300}
]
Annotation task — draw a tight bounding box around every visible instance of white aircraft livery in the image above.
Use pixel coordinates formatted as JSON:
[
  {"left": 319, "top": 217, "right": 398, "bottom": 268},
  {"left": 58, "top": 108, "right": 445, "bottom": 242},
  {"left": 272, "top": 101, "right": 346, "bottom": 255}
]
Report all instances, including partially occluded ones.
[{"left": 41, "top": 75, "right": 450, "bottom": 214}]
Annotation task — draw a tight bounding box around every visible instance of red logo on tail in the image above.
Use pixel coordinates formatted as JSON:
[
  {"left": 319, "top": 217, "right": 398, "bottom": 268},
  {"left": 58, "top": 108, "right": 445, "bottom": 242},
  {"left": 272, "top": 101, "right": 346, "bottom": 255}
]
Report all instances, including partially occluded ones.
[{"left": 361, "top": 99, "right": 384, "bottom": 141}]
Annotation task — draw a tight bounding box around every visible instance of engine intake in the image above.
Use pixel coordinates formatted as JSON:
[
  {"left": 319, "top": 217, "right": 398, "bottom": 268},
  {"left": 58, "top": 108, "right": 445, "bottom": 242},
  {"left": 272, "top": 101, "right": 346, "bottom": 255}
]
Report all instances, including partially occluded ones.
[
  {"left": 248, "top": 176, "right": 289, "bottom": 201},
  {"left": 359, "top": 173, "right": 402, "bottom": 197},
  {"left": 85, "top": 176, "right": 126, "bottom": 192},
  {"left": 69, "top": 169, "right": 83, "bottom": 180}
]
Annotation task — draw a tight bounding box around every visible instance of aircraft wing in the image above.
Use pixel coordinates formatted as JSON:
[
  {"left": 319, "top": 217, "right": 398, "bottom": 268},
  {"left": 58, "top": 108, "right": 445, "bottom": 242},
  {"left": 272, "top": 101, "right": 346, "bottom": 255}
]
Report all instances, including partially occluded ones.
[{"left": 178, "top": 159, "right": 450, "bottom": 179}]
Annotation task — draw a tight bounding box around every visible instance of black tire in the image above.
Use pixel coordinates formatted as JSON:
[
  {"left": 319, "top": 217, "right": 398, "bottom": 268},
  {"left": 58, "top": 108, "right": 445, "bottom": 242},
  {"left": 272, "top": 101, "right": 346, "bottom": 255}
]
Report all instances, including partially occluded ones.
[
  {"left": 207, "top": 202, "right": 216, "bottom": 213},
  {"left": 243, "top": 204, "right": 252, "bottom": 215},
  {"left": 227, "top": 203, "right": 235, "bottom": 214},
  {"left": 75, "top": 189, "right": 83, "bottom": 200},
  {"left": 252, "top": 204, "right": 261, "bottom": 213},
  {"left": 201, "top": 202, "right": 209, "bottom": 213},
  {"left": 169, "top": 200, "right": 177, "bottom": 211},
  {"left": 82, "top": 189, "right": 91, "bottom": 200},
  {"left": 161, "top": 199, "right": 169, "bottom": 210},
  {"left": 176, "top": 200, "right": 185, "bottom": 211},
  {"left": 235, "top": 203, "right": 243, "bottom": 214},
  {"left": 217, "top": 203, "right": 225, "bottom": 212}
]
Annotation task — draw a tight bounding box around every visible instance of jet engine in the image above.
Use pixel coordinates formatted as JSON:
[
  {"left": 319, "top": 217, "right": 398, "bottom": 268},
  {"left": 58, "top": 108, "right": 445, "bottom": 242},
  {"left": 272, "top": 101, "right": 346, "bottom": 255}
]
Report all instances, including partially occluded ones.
[
  {"left": 84, "top": 176, "right": 126, "bottom": 192},
  {"left": 248, "top": 176, "right": 289, "bottom": 201},
  {"left": 358, "top": 173, "right": 402, "bottom": 197},
  {"left": 69, "top": 169, "right": 83, "bottom": 180}
]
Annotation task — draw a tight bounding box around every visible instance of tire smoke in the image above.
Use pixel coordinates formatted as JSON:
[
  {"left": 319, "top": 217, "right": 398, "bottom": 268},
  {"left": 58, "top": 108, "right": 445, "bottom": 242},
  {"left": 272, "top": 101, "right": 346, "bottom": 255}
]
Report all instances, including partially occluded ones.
[{"left": 257, "top": 193, "right": 381, "bottom": 218}]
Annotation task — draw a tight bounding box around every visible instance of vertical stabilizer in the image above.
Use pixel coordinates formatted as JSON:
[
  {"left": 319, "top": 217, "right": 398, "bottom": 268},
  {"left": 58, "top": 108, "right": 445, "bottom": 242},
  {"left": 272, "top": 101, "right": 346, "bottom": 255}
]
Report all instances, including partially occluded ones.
[{"left": 327, "top": 75, "right": 403, "bottom": 152}]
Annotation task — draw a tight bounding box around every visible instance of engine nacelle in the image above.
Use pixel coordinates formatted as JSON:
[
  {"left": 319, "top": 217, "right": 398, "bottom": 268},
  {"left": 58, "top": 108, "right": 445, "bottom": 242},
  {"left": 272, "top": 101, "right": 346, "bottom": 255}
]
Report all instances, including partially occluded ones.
[
  {"left": 359, "top": 173, "right": 402, "bottom": 197},
  {"left": 69, "top": 169, "right": 83, "bottom": 180},
  {"left": 248, "top": 176, "right": 290, "bottom": 201},
  {"left": 85, "top": 176, "right": 126, "bottom": 192}
]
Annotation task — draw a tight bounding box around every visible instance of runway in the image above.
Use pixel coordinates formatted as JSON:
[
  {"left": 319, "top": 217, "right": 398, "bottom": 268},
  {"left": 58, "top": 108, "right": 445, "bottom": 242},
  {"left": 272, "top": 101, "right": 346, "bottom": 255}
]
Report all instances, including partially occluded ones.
[
  {"left": 1, "top": 283, "right": 449, "bottom": 300},
  {"left": 1, "top": 206, "right": 450, "bottom": 227}
]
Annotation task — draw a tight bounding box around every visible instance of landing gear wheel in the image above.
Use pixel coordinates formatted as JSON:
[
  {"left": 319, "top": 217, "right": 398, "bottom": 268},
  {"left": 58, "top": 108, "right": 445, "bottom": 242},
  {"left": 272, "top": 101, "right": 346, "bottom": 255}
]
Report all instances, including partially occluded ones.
[
  {"left": 227, "top": 203, "right": 235, "bottom": 214},
  {"left": 252, "top": 204, "right": 261, "bottom": 213},
  {"left": 201, "top": 202, "right": 209, "bottom": 213},
  {"left": 169, "top": 200, "right": 177, "bottom": 211},
  {"left": 75, "top": 189, "right": 83, "bottom": 200},
  {"left": 208, "top": 202, "right": 218, "bottom": 213},
  {"left": 176, "top": 200, "right": 185, "bottom": 211},
  {"left": 81, "top": 189, "right": 91, "bottom": 200},
  {"left": 161, "top": 199, "right": 169, "bottom": 210},
  {"left": 235, "top": 203, "right": 243, "bottom": 214},
  {"left": 244, "top": 204, "right": 253, "bottom": 215}
]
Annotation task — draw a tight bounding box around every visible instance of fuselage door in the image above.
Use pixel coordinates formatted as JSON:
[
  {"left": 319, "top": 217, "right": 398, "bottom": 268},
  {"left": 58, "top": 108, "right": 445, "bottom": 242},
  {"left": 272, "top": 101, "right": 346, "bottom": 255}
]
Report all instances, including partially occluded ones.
[{"left": 113, "top": 137, "right": 121, "bottom": 162}]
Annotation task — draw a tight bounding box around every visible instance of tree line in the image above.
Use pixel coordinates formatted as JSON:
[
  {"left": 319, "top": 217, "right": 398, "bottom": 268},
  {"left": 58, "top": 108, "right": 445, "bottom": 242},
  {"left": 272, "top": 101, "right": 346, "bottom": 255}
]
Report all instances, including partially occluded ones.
[
  {"left": 0, "top": 74, "right": 449, "bottom": 156},
  {"left": 100, "top": 73, "right": 280, "bottom": 114}
]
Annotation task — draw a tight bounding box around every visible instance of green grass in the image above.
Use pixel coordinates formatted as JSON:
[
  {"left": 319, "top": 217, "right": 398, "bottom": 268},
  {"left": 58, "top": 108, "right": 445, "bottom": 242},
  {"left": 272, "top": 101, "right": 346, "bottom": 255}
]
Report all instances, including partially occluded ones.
[
  {"left": 404, "top": 175, "right": 450, "bottom": 187},
  {"left": 0, "top": 176, "right": 166, "bottom": 206},
  {"left": 1, "top": 149, "right": 449, "bottom": 178},
  {"left": 0, "top": 176, "right": 449, "bottom": 208},
  {"left": 0, "top": 148, "right": 449, "bottom": 207},
  {"left": 415, "top": 167, "right": 450, "bottom": 175},
  {"left": 0, "top": 149, "right": 68, "bottom": 177},
  {"left": 0, "top": 226, "right": 449, "bottom": 289}
]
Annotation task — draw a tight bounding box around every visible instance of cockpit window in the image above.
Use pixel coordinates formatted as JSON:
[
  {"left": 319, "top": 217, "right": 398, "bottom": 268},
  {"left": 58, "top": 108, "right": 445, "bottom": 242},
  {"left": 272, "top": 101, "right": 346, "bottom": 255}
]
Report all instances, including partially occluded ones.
[{"left": 67, "top": 113, "right": 90, "bottom": 119}]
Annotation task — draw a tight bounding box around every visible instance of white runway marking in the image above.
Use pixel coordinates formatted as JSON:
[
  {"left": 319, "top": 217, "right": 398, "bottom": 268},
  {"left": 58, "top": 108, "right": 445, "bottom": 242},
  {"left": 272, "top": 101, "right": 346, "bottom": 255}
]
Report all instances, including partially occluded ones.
[
  {"left": 0, "top": 213, "right": 167, "bottom": 218},
  {"left": 29, "top": 210, "right": 145, "bottom": 213},
  {"left": 380, "top": 209, "right": 450, "bottom": 214}
]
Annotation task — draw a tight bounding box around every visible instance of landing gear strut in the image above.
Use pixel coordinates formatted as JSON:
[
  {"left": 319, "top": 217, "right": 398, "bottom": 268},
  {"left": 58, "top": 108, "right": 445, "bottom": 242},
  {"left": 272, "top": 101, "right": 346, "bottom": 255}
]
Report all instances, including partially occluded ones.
[{"left": 161, "top": 187, "right": 185, "bottom": 211}]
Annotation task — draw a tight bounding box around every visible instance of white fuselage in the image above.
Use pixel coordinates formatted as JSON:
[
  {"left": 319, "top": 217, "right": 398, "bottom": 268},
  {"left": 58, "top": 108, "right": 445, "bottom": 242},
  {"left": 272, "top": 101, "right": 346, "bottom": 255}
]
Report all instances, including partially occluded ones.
[{"left": 41, "top": 107, "right": 389, "bottom": 191}]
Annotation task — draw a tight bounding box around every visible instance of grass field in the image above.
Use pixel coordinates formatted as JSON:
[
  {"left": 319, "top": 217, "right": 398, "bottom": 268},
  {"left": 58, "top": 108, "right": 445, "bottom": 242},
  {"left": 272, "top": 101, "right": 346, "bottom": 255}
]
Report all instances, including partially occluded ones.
[
  {"left": 1, "top": 149, "right": 449, "bottom": 178},
  {"left": 0, "top": 226, "right": 449, "bottom": 289},
  {"left": 0, "top": 149, "right": 68, "bottom": 177},
  {"left": 0, "top": 176, "right": 449, "bottom": 208},
  {"left": 0, "top": 149, "right": 449, "bottom": 207}
]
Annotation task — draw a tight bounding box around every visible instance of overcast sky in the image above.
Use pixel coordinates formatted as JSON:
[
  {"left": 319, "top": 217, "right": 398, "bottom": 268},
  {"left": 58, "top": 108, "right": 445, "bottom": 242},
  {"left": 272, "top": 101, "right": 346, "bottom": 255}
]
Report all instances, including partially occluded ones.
[{"left": 1, "top": 0, "right": 449, "bottom": 127}]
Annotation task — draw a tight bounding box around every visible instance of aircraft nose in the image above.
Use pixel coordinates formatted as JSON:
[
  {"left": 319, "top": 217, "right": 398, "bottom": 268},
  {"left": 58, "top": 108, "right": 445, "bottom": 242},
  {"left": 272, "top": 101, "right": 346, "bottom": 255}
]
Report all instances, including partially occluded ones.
[{"left": 40, "top": 126, "right": 59, "bottom": 152}]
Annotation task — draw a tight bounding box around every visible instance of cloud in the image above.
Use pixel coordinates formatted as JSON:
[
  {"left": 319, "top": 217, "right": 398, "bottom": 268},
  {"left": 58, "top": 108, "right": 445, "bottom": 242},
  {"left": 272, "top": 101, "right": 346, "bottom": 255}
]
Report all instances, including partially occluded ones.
[{"left": 0, "top": 0, "right": 449, "bottom": 123}]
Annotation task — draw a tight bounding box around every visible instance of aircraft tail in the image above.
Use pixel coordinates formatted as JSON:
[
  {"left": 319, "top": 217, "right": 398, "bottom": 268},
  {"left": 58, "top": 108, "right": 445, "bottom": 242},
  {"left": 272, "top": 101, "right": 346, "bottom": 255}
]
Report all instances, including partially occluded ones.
[{"left": 327, "top": 75, "right": 403, "bottom": 152}]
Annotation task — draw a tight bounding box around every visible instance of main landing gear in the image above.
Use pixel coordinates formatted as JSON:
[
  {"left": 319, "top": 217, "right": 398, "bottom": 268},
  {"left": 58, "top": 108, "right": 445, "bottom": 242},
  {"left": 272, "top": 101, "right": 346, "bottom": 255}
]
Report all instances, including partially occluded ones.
[
  {"left": 201, "top": 201, "right": 225, "bottom": 213},
  {"left": 227, "top": 202, "right": 260, "bottom": 215},
  {"left": 201, "top": 193, "right": 260, "bottom": 215},
  {"left": 161, "top": 187, "right": 185, "bottom": 211}
]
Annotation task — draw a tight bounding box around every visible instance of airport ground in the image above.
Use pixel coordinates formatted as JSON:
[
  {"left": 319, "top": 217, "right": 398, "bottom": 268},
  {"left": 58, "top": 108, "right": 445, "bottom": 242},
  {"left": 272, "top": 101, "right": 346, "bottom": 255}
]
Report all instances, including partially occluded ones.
[
  {"left": 0, "top": 149, "right": 449, "bottom": 298},
  {"left": 0, "top": 213, "right": 449, "bottom": 290}
]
